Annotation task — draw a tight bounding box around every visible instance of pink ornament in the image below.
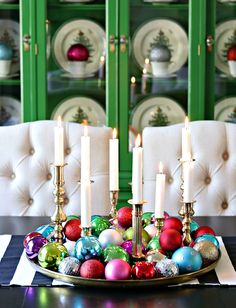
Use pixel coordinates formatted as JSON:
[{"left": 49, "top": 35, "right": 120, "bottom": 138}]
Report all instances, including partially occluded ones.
[
  {"left": 227, "top": 45, "right": 236, "bottom": 61},
  {"left": 105, "top": 259, "right": 131, "bottom": 280},
  {"left": 67, "top": 44, "right": 89, "bottom": 62}
]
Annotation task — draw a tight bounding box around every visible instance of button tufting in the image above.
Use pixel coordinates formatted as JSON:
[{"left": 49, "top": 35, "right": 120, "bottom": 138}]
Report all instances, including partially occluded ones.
[
  {"left": 30, "top": 148, "right": 35, "bottom": 155},
  {"left": 66, "top": 148, "right": 71, "bottom": 155},
  {"left": 222, "top": 201, "right": 228, "bottom": 210},
  {"left": 205, "top": 177, "right": 211, "bottom": 185},
  {"left": 168, "top": 177, "right": 173, "bottom": 184},
  {"left": 28, "top": 198, "right": 33, "bottom": 205},
  {"left": 222, "top": 152, "right": 229, "bottom": 161},
  {"left": 64, "top": 197, "right": 69, "bottom": 204},
  {"left": 11, "top": 173, "right": 15, "bottom": 179},
  {"left": 47, "top": 173, "right": 52, "bottom": 180}
]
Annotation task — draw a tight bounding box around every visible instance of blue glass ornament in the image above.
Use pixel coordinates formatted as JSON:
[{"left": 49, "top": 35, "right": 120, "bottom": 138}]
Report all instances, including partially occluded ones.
[
  {"left": 35, "top": 224, "right": 55, "bottom": 241},
  {"left": 190, "top": 220, "right": 200, "bottom": 233},
  {"left": 74, "top": 236, "right": 102, "bottom": 261},
  {"left": 172, "top": 247, "right": 202, "bottom": 273}
]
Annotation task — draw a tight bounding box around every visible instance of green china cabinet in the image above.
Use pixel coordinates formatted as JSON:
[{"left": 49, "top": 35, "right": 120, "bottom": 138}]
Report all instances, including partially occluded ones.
[{"left": 0, "top": 0, "right": 236, "bottom": 203}]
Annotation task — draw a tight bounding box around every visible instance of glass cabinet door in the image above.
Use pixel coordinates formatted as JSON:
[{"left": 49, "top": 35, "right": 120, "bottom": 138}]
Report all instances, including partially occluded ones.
[{"left": 0, "top": 1, "right": 21, "bottom": 127}]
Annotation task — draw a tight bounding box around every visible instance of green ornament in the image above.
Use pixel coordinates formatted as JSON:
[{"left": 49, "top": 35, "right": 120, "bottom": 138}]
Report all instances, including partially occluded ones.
[
  {"left": 103, "top": 245, "right": 130, "bottom": 263},
  {"left": 66, "top": 215, "right": 80, "bottom": 221},
  {"left": 91, "top": 217, "right": 110, "bottom": 237},
  {"left": 123, "top": 227, "right": 150, "bottom": 246},
  {"left": 142, "top": 212, "right": 154, "bottom": 228},
  {"left": 147, "top": 235, "right": 161, "bottom": 251},
  {"left": 38, "top": 242, "right": 68, "bottom": 269}
]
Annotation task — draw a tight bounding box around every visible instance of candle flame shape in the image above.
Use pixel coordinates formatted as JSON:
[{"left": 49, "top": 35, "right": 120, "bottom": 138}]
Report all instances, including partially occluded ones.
[
  {"left": 145, "top": 58, "right": 150, "bottom": 64},
  {"left": 57, "top": 115, "right": 62, "bottom": 127},
  {"left": 143, "top": 68, "right": 147, "bottom": 75},
  {"left": 131, "top": 76, "right": 136, "bottom": 84},
  {"left": 112, "top": 128, "right": 117, "bottom": 139},
  {"left": 185, "top": 116, "right": 189, "bottom": 129},
  {"left": 100, "top": 55, "right": 105, "bottom": 63},
  {"left": 159, "top": 161, "right": 163, "bottom": 173},
  {"left": 135, "top": 134, "right": 141, "bottom": 147}
]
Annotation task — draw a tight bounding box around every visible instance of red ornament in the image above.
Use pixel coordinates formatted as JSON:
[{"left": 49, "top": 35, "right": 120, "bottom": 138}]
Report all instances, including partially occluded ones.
[
  {"left": 163, "top": 217, "right": 183, "bottom": 233},
  {"left": 80, "top": 259, "right": 105, "bottom": 279},
  {"left": 159, "top": 229, "right": 182, "bottom": 251},
  {"left": 23, "top": 232, "right": 42, "bottom": 248},
  {"left": 192, "top": 226, "right": 216, "bottom": 240},
  {"left": 63, "top": 219, "right": 81, "bottom": 241},
  {"left": 117, "top": 206, "right": 133, "bottom": 229},
  {"left": 227, "top": 45, "right": 236, "bottom": 61},
  {"left": 132, "top": 261, "right": 156, "bottom": 279},
  {"left": 67, "top": 43, "right": 89, "bottom": 61}
]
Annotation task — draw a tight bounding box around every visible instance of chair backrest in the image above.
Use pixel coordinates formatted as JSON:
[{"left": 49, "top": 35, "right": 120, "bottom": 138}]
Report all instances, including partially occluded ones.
[
  {"left": 143, "top": 120, "right": 236, "bottom": 216},
  {"left": 0, "top": 121, "right": 112, "bottom": 216}
]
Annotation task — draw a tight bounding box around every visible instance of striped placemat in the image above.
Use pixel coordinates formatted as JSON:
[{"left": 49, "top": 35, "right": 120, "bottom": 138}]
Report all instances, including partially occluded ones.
[{"left": 0, "top": 235, "right": 236, "bottom": 287}]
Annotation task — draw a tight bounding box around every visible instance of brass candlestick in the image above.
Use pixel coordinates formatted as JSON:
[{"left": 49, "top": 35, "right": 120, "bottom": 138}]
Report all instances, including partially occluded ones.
[
  {"left": 109, "top": 190, "right": 119, "bottom": 224},
  {"left": 179, "top": 201, "right": 195, "bottom": 245},
  {"left": 51, "top": 165, "right": 67, "bottom": 244},
  {"left": 154, "top": 217, "right": 164, "bottom": 236}
]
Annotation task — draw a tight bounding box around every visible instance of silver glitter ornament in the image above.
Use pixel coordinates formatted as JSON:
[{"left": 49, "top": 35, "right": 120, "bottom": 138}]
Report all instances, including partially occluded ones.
[
  {"left": 146, "top": 249, "right": 166, "bottom": 262},
  {"left": 155, "top": 259, "right": 179, "bottom": 277},
  {"left": 58, "top": 256, "right": 81, "bottom": 276}
]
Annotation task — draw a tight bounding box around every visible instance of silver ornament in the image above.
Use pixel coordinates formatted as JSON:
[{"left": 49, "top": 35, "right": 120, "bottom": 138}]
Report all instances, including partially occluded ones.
[
  {"left": 155, "top": 259, "right": 179, "bottom": 277},
  {"left": 58, "top": 257, "right": 81, "bottom": 276},
  {"left": 146, "top": 249, "right": 166, "bottom": 262},
  {"left": 64, "top": 240, "right": 76, "bottom": 257},
  {"left": 98, "top": 229, "right": 123, "bottom": 249}
]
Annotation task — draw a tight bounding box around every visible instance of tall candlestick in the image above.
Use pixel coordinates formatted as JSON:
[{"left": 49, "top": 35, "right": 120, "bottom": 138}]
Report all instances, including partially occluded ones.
[
  {"left": 183, "top": 157, "right": 193, "bottom": 203},
  {"left": 141, "top": 68, "right": 147, "bottom": 94},
  {"left": 81, "top": 124, "right": 90, "bottom": 181},
  {"left": 54, "top": 116, "right": 64, "bottom": 166},
  {"left": 132, "top": 134, "right": 143, "bottom": 204},
  {"left": 155, "top": 162, "right": 166, "bottom": 218},
  {"left": 81, "top": 179, "right": 92, "bottom": 228},
  {"left": 182, "top": 116, "right": 192, "bottom": 161},
  {"left": 99, "top": 55, "right": 105, "bottom": 80},
  {"left": 130, "top": 76, "right": 136, "bottom": 106},
  {"left": 109, "top": 128, "right": 119, "bottom": 191}
]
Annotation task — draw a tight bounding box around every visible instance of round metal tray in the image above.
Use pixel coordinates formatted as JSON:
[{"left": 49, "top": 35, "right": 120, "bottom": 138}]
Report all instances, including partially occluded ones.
[{"left": 27, "top": 255, "right": 220, "bottom": 288}]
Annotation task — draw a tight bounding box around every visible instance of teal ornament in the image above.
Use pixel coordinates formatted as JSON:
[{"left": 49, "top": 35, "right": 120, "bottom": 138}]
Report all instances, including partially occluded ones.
[
  {"left": 74, "top": 236, "right": 102, "bottom": 261},
  {"left": 38, "top": 242, "right": 68, "bottom": 269},
  {"left": 58, "top": 256, "right": 81, "bottom": 276},
  {"left": 147, "top": 235, "right": 161, "bottom": 251},
  {"left": 190, "top": 220, "right": 200, "bottom": 233},
  {"left": 35, "top": 224, "right": 55, "bottom": 241},
  {"left": 91, "top": 214, "right": 101, "bottom": 220},
  {"left": 91, "top": 217, "right": 110, "bottom": 237},
  {"left": 0, "top": 42, "right": 13, "bottom": 61},
  {"left": 195, "top": 234, "right": 219, "bottom": 248},
  {"left": 103, "top": 245, "right": 130, "bottom": 263},
  {"left": 142, "top": 212, "right": 154, "bottom": 227},
  {"left": 172, "top": 247, "right": 202, "bottom": 274}
]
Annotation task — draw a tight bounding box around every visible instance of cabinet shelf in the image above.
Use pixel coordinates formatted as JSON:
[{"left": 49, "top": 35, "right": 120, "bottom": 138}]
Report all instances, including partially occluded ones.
[
  {"left": 48, "top": 4, "right": 105, "bottom": 11},
  {"left": 0, "top": 79, "right": 20, "bottom": 85},
  {"left": 132, "top": 4, "right": 188, "bottom": 10},
  {"left": 0, "top": 4, "right": 19, "bottom": 10}
]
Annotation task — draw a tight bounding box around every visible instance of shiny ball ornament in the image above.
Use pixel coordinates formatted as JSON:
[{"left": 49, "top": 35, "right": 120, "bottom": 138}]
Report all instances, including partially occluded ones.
[
  {"left": 63, "top": 219, "right": 81, "bottom": 241},
  {"left": 195, "top": 234, "right": 219, "bottom": 248},
  {"left": 146, "top": 249, "right": 166, "bottom": 262},
  {"left": 193, "top": 240, "right": 219, "bottom": 267},
  {"left": 142, "top": 212, "right": 155, "bottom": 227},
  {"left": 25, "top": 236, "right": 48, "bottom": 259},
  {"left": 0, "top": 42, "right": 13, "bottom": 60},
  {"left": 123, "top": 227, "right": 150, "bottom": 246},
  {"left": 172, "top": 247, "right": 202, "bottom": 273},
  {"left": 190, "top": 220, "right": 200, "bottom": 233},
  {"left": 91, "top": 214, "right": 101, "bottom": 220},
  {"left": 66, "top": 215, "right": 80, "bottom": 221},
  {"left": 38, "top": 242, "right": 68, "bottom": 269},
  {"left": 67, "top": 43, "right": 89, "bottom": 61},
  {"left": 105, "top": 259, "right": 131, "bottom": 280},
  {"left": 74, "top": 236, "right": 102, "bottom": 262},
  {"left": 23, "top": 231, "right": 42, "bottom": 248},
  {"left": 63, "top": 240, "right": 76, "bottom": 257},
  {"left": 144, "top": 224, "right": 157, "bottom": 238},
  {"left": 163, "top": 217, "right": 183, "bottom": 233},
  {"left": 193, "top": 226, "right": 216, "bottom": 240},
  {"left": 98, "top": 229, "right": 123, "bottom": 249},
  {"left": 35, "top": 224, "right": 55, "bottom": 241},
  {"left": 91, "top": 217, "right": 110, "bottom": 237},
  {"left": 155, "top": 259, "right": 179, "bottom": 277},
  {"left": 159, "top": 229, "right": 182, "bottom": 252},
  {"left": 121, "top": 240, "right": 145, "bottom": 257},
  {"left": 147, "top": 235, "right": 161, "bottom": 251},
  {"left": 58, "top": 256, "right": 81, "bottom": 276},
  {"left": 150, "top": 45, "right": 171, "bottom": 62},
  {"left": 80, "top": 259, "right": 105, "bottom": 279},
  {"left": 117, "top": 206, "right": 132, "bottom": 228},
  {"left": 103, "top": 245, "right": 130, "bottom": 263},
  {"left": 132, "top": 261, "right": 156, "bottom": 279},
  {"left": 227, "top": 45, "right": 236, "bottom": 61}
]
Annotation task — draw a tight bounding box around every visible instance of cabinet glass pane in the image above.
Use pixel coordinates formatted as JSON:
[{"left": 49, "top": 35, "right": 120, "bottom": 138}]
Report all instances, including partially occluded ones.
[{"left": 0, "top": 2, "right": 20, "bottom": 127}]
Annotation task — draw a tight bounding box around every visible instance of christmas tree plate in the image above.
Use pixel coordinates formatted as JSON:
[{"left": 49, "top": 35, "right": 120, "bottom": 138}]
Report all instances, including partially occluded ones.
[
  {"left": 27, "top": 255, "right": 220, "bottom": 288},
  {"left": 131, "top": 96, "right": 185, "bottom": 132},
  {"left": 51, "top": 96, "right": 106, "bottom": 126},
  {"left": 215, "top": 20, "right": 236, "bottom": 76},
  {"left": 0, "top": 19, "right": 19, "bottom": 74},
  {"left": 215, "top": 97, "right": 236, "bottom": 122},
  {"left": 0, "top": 96, "right": 21, "bottom": 126},
  {"left": 52, "top": 19, "right": 106, "bottom": 76},
  {"left": 132, "top": 19, "right": 188, "bottom": 75}
]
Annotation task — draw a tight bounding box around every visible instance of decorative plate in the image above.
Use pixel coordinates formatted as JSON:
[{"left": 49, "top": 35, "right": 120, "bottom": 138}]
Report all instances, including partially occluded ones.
[
  {"left": 132, "top": 19, "right": 188, "bottom": 75},
  {"left": 0, "top": 96, "right": 21, "bottom": 126},
  {"left": 51, "top": 96, "right": 106, "bottom": 126},
  {"left": 53, "top": 19, "right": 105, "bottom": 76},
  {"left": 215, "top": 20, "right": 236, "bottom": 76},
  {"left": 131, "top": 96, "right": 186, "bottom": 132},
  {"left": 0, "top": 19, "right": 19, "bottom": 74},
  {"left": 215, "top": 97, "right": 236, "bottom": 122}
]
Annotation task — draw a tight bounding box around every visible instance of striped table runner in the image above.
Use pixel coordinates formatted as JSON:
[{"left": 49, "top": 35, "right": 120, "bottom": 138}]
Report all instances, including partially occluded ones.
[{"left": 0, "top": 235, "right": 236, "bottom": 287}]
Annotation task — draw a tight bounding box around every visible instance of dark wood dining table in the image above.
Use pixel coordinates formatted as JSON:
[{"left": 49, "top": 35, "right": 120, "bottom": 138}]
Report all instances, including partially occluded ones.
[{"left": 1, "top": 216, "right": 236, "bottom": 308}]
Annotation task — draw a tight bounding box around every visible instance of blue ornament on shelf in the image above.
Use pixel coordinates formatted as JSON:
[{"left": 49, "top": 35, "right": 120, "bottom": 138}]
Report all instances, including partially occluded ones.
[
  {"left": 74, "top": 236, "right": 102, "bottom": 261},
  {"left": 35, "top": 224, "right": 55, "bottom": 241},
  {"left": 172, "top": 247, "right": 202, "bottom": 274},
  {"left": 0, "top": 42, "right": 13, "bottom": 61},
  {"left": 190, "top": 220, "right": 200, "bottom": 233},
  {"left": 195, "top": 234, "right": 219, "bottom": 248}
]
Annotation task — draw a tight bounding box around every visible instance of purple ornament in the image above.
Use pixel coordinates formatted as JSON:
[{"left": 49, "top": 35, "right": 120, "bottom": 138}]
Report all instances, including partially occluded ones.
[
  {"left": 105, "top": 259, "right": 131, "bottom": 280},
  {"left": 26, "top": 236, "right": 48, "bottom": 259},
  {"left": 121, "top": 240, "right": 146, "bottom": 256}
]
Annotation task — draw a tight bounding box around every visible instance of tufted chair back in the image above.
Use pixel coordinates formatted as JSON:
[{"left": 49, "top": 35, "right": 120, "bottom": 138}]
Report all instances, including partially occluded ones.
[
  {"left": 143, "top": 121, "right": 236, "bottom": 216},
  {"left": 0, "top": 121, "right": 112, "bottom": 216}
]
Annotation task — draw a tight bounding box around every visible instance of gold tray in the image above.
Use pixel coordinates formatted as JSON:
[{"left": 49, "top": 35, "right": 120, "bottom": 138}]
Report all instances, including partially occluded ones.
[{"left": 27, "top": 255, "right": 220, "bottom": 288}]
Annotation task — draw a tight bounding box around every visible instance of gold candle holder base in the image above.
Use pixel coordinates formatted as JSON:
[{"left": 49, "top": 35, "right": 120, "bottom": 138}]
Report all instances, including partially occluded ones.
[
  {"left": 179, "top": 201, "right": 195, "bottom": 245},
  {"left": 154, "top": 217, "right": 165, "bottom": 236},
  {"left": 51, "top": 164, "right": 67, "bottom": 244},
  {"left": 109, "top": 190, "right": 119, "bottom": 224},
  {"left": 81, "top": 226, "right": 92, "bottom": 237}
]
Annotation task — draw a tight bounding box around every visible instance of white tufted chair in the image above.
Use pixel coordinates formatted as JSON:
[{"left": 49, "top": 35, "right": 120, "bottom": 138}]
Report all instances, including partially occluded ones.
[
  {"left": 0, "top": 121, "right": 112, "bottom": 216},
  {"left": 143, "top": 121, "right": 236, "bottom": 216}
]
